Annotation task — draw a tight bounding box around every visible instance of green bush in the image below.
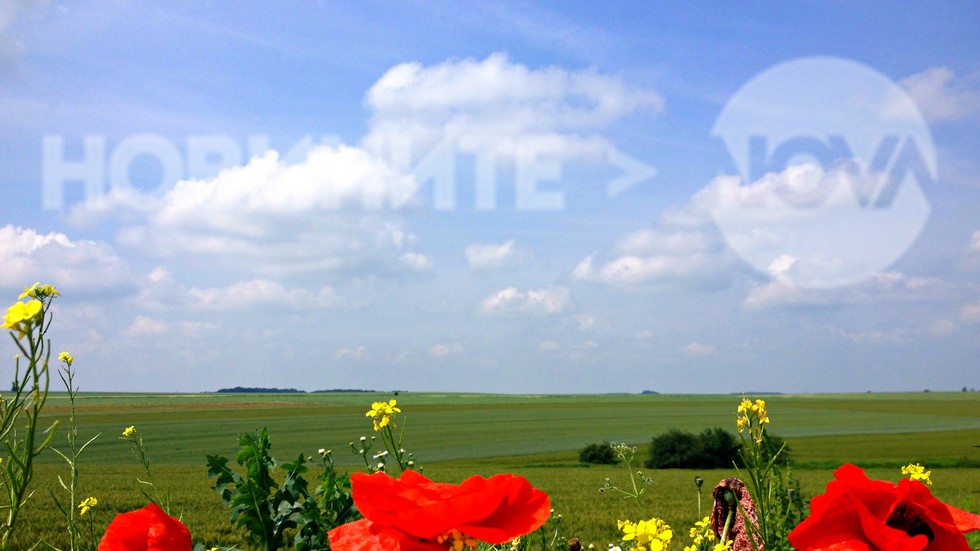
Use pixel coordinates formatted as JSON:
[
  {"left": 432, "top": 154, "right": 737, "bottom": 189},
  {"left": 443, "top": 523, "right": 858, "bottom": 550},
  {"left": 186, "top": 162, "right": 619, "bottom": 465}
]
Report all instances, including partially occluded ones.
[
  {"left": 578, "top": 442, "right": 618, "bottom": 465},
  {"left": 698, "top": 427, "right": 741, "bottom": 468},
  {"left": 646, "top": 429, "right": 700, "bottom": 469},
  {"left": 645, "top": 427, "right": 741, "bottom": 469}
]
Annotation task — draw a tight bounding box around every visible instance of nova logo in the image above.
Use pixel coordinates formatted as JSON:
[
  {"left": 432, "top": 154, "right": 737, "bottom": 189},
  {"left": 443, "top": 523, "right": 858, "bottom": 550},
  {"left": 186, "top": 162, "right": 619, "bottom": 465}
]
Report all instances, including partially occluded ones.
[
  {"left": 748, "top": 134, "right": 934, "bottom": 210},
  {"left": 711, "top": 57, "right": 936, "bottom": 288}
]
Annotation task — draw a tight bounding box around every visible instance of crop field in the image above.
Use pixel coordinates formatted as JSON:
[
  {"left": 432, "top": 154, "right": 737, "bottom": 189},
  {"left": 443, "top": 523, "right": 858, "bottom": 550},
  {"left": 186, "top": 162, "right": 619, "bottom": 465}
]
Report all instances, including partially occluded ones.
[{"left": 17, "top": 391, "right": 980, "bottom": 549}]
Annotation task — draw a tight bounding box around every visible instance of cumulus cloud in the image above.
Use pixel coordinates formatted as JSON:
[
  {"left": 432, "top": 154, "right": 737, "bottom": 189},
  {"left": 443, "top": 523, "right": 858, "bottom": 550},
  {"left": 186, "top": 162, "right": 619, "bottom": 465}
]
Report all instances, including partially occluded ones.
[
  {"left": 0, "top": 224, "right": 131, "bottom": 293},
  {"left": 971, "top": 230, "right": 980, "bottom": 252},
  {"left": 363, "top": 52, "right": 663, "bottom": 173},
  {"left": 335, "top": 346, "right": 369, "bottom": 360},
  {"left": 928, "top": 318, "right": 957, "bottom": 336},
  {"left": 893, "top": 67, "right": 980, "bottom": 122},
  {"left": 478, "top": 286, "right": 572, "bottom": 316},
  {"left": 572, "top": 226, "right": 729, "bottom": 287},
  {"left": 134, "top": 269, "right": 339, "bottom": 312},
  {"left": 692, "top": 162, "right": 931, "bottom": 288},
  {"left": 0, "top": 0, "right": 42, "bottom": 72},
  {"left": 73, "top": 146, "right": 429, "bottom": 278},
  {"left": 465, "top": 240, "right": 518, "bottom": 271},
  {"left": 123, "top": 315, "right": 169, "bottom": 337},
  {"left": 961, "top": 301, "right": 980, "bottom": 322},
  {"left": 828, "top": 325, "right": 909, "bottom": 345},
  {"left": 744, "top": 271, "right": 943, "bottom": 311},
  {"left": 366, "top": 52, "right": 662, "bottom": 131},
  {"left": 427, "top": 342, "right": 463, "bottom": 357},
  {"left": 683, "top": 341, "right": 714, "bottom": 356},
  {"left": 538, "top": 340, "right": 559, "bottom": 352},
  {"left": 399, "top": 252, "right": 433, "bottom": 272},
  {"left": 186, "top": 279, "right": 338, "bottom": 310}
]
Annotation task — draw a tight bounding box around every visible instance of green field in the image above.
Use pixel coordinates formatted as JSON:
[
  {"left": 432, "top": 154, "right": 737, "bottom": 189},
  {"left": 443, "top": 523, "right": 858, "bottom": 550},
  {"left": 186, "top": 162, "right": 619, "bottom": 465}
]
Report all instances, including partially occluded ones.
[{"left": 17, "top": 391, "right": 980, "bottom": 549}]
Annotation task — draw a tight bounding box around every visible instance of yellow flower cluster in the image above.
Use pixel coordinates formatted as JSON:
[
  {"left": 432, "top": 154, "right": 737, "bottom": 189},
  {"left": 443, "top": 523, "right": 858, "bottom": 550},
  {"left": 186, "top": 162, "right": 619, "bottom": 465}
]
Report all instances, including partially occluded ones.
[
  {"left": 736, "top": 398, "right": 770, "bottom": 442},
  {"left": 19, "top": 282, "right": 60, "bottom": 300},
  {"left": 2, "top": 283, "right": 59, "bottom": 340},
  {"left": 122, "top": 426, "right": 137, "bottom": 438},
  {"left": 618, "top": 517, "right": 673, "bottom": 551},
  {"left": 366, "top": 399, "right": 401, "bottom": 432},
  {"left": 78, "top": 496, "right": 98, "bottom": 516},
  {"left": 59, "top": 351, "right": 74, "bottom": 366},
  {"left": 901, "top": 463, "right": 932, "bottom": 485},
  {"left": 683, "top": 516, "right": 717, "bottom": 551}
]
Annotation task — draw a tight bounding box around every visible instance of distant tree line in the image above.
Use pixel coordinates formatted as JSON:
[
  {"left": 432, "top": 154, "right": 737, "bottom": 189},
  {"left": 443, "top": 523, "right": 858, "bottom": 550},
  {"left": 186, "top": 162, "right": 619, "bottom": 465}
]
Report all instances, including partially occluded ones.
[
  {"left": 216, "top": 387, "right": 303, "bottom": 393},
  {"left": 215, "top": 387, "right": 379, "bottom": 393}
]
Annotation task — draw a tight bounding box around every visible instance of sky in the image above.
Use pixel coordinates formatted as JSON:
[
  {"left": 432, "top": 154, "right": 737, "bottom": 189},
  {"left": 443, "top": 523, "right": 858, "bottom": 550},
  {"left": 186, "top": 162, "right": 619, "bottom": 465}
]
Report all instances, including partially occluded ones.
[{"left": 1, "top": 2, "right": 979, "bottom": 394}]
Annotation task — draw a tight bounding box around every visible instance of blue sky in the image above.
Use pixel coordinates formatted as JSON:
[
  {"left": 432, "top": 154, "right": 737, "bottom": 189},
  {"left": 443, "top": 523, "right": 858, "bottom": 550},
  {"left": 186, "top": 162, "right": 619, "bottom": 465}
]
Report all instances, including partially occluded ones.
[{"left": 1, "top": 2, "right": 979, "bottom": 393}]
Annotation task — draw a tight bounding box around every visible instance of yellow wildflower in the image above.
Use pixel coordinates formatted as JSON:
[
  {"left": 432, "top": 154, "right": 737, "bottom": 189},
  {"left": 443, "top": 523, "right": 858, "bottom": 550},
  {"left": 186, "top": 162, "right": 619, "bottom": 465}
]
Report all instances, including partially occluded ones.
[
  {"left": 901, "top": 463, "right": 932, "bottom": 485},
  {"left": 753, "top": 400, "right": 770, "bottom": 424},
  {"left": 686, "top": 516, "right": 715, "bottom": 547},
  {"left": 2, "top": 299, "right": 43, "bottom": 339},
  {"left": 122, "top": 426, "right": 137, "bottom": 438},
  {"left": 736, "top": 396, "right": 771, "bottom": 442},
  {"left": 78, "top": 496, "right": 98, "bottom": 516},
  {"left": 59, "top": 351, "right": 73, "bottom": 366},
  {"left": 19, "top": 282, "right": 60, "bottom": 300},
  {"left": 366, "top": 399, "right": 401, "bottom": 432},
  {"left": 618, "top": 518, "right": 673, "bottom": 551}
]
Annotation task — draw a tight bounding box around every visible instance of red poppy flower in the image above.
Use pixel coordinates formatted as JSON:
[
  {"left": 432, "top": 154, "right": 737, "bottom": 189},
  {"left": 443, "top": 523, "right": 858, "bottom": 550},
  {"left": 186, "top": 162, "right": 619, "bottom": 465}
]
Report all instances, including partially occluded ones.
[
  {"left": 328, "top": 470, "right": 551, "bottom": 550},
  {"left": 98, "top": 502, "right": 192, "bottom": 551},
  {"left": 788, "top": 463, "right": 980, "bottom": 551}
]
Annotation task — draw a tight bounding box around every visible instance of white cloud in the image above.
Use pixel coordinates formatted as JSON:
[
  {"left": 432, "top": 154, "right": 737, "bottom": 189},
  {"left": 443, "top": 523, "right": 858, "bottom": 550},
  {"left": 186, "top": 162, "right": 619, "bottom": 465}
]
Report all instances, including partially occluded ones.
[
  {"left": 186, "top": 279, "right": 338, "bottom": 310},
  {"left": 72, "top": 146, "right": 428, "bottom": 278},
  {"left": 123, "top": 315, "right": 169, "bottom": 337},
  {"left": 574, "top": 315, "right": 595, "bottom": 331},
  {"left": 613, "top": 229, "right": 712, "bottom": 256},
  {"left": 427, "top": 342, "right": 463, "bottom": 357},
  {"left": 366, "top": 52, "right": 662, "bottom": 131},
  {"left": 928, "top": 318, "right": 957, "bottom": 336},
  {"left": 153, "top": 146, "right": 415, "bottom": 222},
  {"left": 335, "top": 346, "right": 369, "bottom": 360},
  {"left": 465, "top": 240, "right": 518, "bottom": 271},
  {"left": 133, "top": 266, "right": 341, "bottom": 315},
  {"left": 572, "top": 209, "right": 732, "bottom": 288},
  {"left": 828, "top": 325, "right": 909, "bottom": 345},
  {"left": 178, "top": 321, "right": 218, "bottom": 335},
  {"left": 0, "top": 225, "right": 131, "bottom": 293},
  {"left": 692, "top": 162, "right": 931, "bottom": 288},
  {"left": 892, "top": 67, "right": 980, "bottom": 122},
  {"left": 399, "top": 252, "right": 433, "bottom": 272},
  {"left": 683, "top": 341, "right": 715, "bottom": 356},
  {"left": 743, "top": 281, "right": 803, "bottom": 310},
  {"left": 188, "top": 279, "right": 285, "bottom": 308},
  {"left": 971, "top": 230, "right": 980, "bottom": 252},
  {"left": 572, "top": 250, "right": 719, "bottom": 286},
  {"left": 538, "top": 340, "right": 559, "bottom": 352},
  {"left": 744, "top": 271, "right": 943, "bottom": 311},
  {"left": 0, "top": 1, "right": 42, "bottom": 71},
  {"left": 363, "top": 52, "right": 662, "bottom": 173},
  {"left": 961, "top": 301, "right": 980, "bottom": 322},
  {"left": 478, "top": 286, "right": 572, "bottom": 316}
]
